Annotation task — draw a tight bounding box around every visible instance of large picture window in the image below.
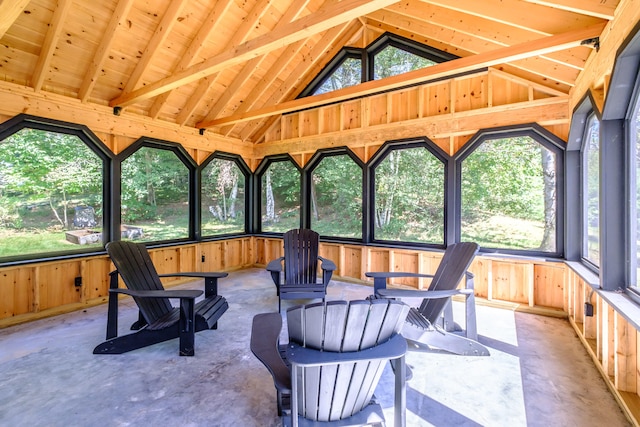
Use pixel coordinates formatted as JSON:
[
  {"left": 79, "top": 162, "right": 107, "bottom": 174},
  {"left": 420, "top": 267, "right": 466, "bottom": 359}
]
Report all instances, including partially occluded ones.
[
  {"left": 309, "top": 153, "right": 362, "bottom": 238},
  {"left": 0, "top": 127, "right": 104, "bottom": 259},
  {"left": 260, "top": 159, "right": 301, "bottom": 233},
  {"left": 121, "top": 145, "right": 191, "bottom": 242},
  {"left": 373, "top": 145, "right": 445, "bottom": 244},
  {"left": 631, "top": 92, "right": 640, "bottom": 285},
  {"left": 459, "top": 134, "right": 560, "bottom": 253}
]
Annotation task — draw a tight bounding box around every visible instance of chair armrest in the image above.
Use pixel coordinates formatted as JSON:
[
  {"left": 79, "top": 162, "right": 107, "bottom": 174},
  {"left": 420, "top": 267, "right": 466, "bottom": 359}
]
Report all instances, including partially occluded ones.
[
  {"left": 158, "top": 272, "right": 227, "bottom": 298},
  {"left": 266, "top": 257, "right": 284, "bottom": 273},
  {"left": 318, "top": 256, "right": 336, "bottom": 271},
  {"left": 109, "top": 288, "right": 202, "bottom": 299},
  {"left": 366, "top": 271, "right": 435, "bottom": 294},
  {"left": 286, "top": 333, "right": 407, "bottom": 367},
  {"left": 376, "top": 288, "right": 472, "bottom": 300},
  {"left": 250, "top": 313, "right": 291, "bottom": 392}
]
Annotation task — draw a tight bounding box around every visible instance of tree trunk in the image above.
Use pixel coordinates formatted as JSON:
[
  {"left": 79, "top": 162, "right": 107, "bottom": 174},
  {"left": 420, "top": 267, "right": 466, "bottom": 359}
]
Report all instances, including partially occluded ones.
[
  {"left": 229, "top": 178, "right": 238, "bottom": 219},
  {"left": 310, "top": 177, "right": 319, "bottom": 221},
  {"left": 540, "top": 149, "right": 556, "bottom": 251},
  {"left": 265, "top": 169, "right": 275, "bottom": 221}
]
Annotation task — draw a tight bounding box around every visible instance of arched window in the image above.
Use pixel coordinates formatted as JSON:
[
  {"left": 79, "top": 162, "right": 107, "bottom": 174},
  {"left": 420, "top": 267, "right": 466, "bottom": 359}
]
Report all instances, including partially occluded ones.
[
  {"left": 307, "top": 151, "right": 363, "bottom": 239},
  {"left": 457, "top": 127, "right": 563, "bottom": 255},
  {"left": 200, "top": 153, "right": 248, "bottom": 236},
  {"left": 0, "top": 115, "right": 110, "bottom": 261},
  {"left": 120, "top": 140, "right": 194, "bottom": 243},
  {"left": 257, "top": 157, "right": 301, "bottom": 233},
  {"left": 371, "top": 140, "right": 446, "bottom": 245}
]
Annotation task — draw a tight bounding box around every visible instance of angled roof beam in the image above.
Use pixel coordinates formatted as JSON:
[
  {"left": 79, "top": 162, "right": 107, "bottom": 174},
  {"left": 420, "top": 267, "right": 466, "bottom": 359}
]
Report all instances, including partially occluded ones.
[
  {"left": 522, "top": 0, "right": 616, "bottom": 20},
  {"left": 121, "top": 0, "right": 189, "bottom": 94},
  {"left": 31, "top": 0, "right": 73, "bottom": 91},
  {"left": 148, "top": 0, "right": 236, "bottom": 119},
  {"left": 79, "top": 0, "right": 136, "bottom": 103},
  {"left": 0, "top": 0, "right": 29, "bottom": 39},
  {"left": 109, "top": 0, "right": 400, "bottom": 108},
  {"left": 198, "top": 22, "right": 605, "bottom": 128}
]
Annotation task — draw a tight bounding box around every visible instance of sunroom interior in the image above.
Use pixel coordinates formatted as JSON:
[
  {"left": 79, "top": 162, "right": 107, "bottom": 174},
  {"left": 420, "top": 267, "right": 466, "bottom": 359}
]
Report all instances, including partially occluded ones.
[{"left": 2, "top": 0, "right": 640, "bottom": 425}]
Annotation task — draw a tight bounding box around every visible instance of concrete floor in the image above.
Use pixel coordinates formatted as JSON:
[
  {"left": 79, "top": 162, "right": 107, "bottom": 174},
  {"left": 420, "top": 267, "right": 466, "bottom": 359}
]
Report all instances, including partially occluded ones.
[{"left": 0, "top": 268, "right": 630, "bottom": 427}]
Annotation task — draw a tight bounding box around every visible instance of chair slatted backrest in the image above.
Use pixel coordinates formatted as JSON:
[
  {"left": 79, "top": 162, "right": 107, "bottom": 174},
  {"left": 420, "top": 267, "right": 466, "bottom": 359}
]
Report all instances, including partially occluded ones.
[
  {"left": 283, "top": 228, "right": 319, "bottom": 285},
  {"left": 105, "top": 241, "right": 172, "bottom": 325},
  {"left": 417, "top": 242, "right": 479, "bottom": 322},
  {"left": 286, "top": 299, "right": 408, "bottom": 422}
]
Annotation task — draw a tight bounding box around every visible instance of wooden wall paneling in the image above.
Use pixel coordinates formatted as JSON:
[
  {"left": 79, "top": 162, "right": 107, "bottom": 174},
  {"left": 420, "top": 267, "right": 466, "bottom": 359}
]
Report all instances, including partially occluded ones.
[
  {"left": 389, "top": 89, "right": 409, "bottom": 123},
  {"left": 583, "top": 282, "right": 597, "bottom": 342},
  {"left": 368, "top": 93, "right": 387, "bottom": 126},
  {"left": 320, "top": 104, "right": 341, "bottom": 134},
  {"left": 367, "top": 248, "right": 390, "bottom": 276},
  {"left": 341, "top": 245, "right": 362, "bottom": 279},
  {"left": 615, "top": 312, "right": 638, "bottom": 393},
  {"left": 342, "top": 99, "right": 361, "bottom": 130},
  {"left": 200, "top": 241, "right": 224, "bottom": 271},
  {"left": 533, "top": 263, "right": 565, "bottom": 309},
  {"left": 468, "top": 257, "right": 490, "bottom": 299},
  {"left": 391, "top": 250, "right": 420, "bottom": 287},
  {"left": 491, "top": 260, "right": 530, "bottom": 304},
  {"left": 0, "top": 267, "right": 33, "bottom": 319},
  {"left": 319, "top": 242, "right": 341, "bottom": 276},
  {"left": 255, "top": 238, "right": 266, "bottom": 265},
  {"left": 223, "top": 239, "right": 245, "bottom": 268},
  {"left": 418, "top": 251, "right": 443, "bottom": 290},
  {"left": 83, "top": 257, "right": 111, "bottom": 301},
  {"left": 300, "top": 109, "right": 319, "bottom": 137},
  {"left": 37, "top": 261, "right": 81, "bottom": 310},
  {"left": 281, "top": 114, "right": 299, "bottom": 140},
  {"left": 178, "top": 245, "right": 197, "bottom": 272}
]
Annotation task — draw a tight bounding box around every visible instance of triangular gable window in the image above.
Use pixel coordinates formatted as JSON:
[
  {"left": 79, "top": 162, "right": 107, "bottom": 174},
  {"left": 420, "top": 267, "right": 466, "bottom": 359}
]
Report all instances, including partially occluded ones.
[{"left": 373, "top": 45, "right": 436, "bottom": 79}]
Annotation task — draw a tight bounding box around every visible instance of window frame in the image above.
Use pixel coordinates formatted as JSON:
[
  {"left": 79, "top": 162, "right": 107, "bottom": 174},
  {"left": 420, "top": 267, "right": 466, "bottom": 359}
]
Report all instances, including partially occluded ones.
[
  {"left": 303, "top": 147, "right": 365, "bottom": 241},
  {"left": 0, "top": 114, "right": 113, "bottom": 264},
  {"left": 198, "top": 151, "right": 251, "bottom": 239},
  {"left": 454, "top": 125, "right": 565, "bottom": 258},
  {"left": 368, "top": 138, "right": 449, "bottom": 249},
  {"left": 117, "top": 137, "right": 197, "bottom": 245},
  {"left": 580, "top": 111, "right": 602, "bottom": 270}
]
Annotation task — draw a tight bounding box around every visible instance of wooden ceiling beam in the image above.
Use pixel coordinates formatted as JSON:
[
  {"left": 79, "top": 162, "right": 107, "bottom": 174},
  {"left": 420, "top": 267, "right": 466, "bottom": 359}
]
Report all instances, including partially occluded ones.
[
  {"left": 109, "top": 0, "right": 399, "bottom": 108},
  {"left": 198, "top": 22, "right": 605, "bottom": 128},
  {"left": 31, "top": 0, "right": 73, "bottom": 91},
  {"left": 522, "top": 0, "right": 616, "bottom": 20},
  {"left": 148, "top": 0, "right": 235, "bottom": 119},
  {"left": 0, "top": 0, "right": 29, "bottom": 39},
  {"left": 195, "top": 0, "right": 313, "bottom": 128},
  {"left": 175, "top": 0, "right": 275, "bottom": 126},
  {"left": 78, "top": 0, "right": 136, "bottom": 103},
  {"left": 121, "top": 0, "right": 189, "bottom": 94}
]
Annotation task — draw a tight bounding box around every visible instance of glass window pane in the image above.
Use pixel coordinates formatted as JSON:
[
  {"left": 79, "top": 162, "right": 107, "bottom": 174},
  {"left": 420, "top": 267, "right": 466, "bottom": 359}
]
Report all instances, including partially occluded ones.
[
  {"left": 121, "top": 147, "right": 189, "bottom": 242},
  {"left": 201, "top": 158, "right": 245, "bottom": 236},
  {"left": 373, "top": 45, "right": 436, "bottom": 80},
  {"left": 261, "top": 161, "right": 300, "bottom": 232},
  {"left": 585, "top": 116, "right": 600, "bottom": 266},
  {"left": 461, "top": 137, "right": 557, "bottom": 251},
  {"left": 633, "top": 99, "right": 640, "bottom": 282},
  {"left": 374, "top": 147, "right": 445, "bottom": 244},
  {"left": 310, "top": 155, "right": 362, "bottom": 238},
  {"left": 0, "top": 129, "right": 103, "bottom": 258},
  {"left": 313, "top": 57, "right": 361, "bottom": 95}
]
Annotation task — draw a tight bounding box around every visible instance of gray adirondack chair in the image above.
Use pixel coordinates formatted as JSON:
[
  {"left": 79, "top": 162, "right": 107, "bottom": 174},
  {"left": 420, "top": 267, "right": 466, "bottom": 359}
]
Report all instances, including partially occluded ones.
[
  {"left": 366, "top": 242, "right": 489, "bottom": 356},
  {"left": 251, "top": 299, "right": 409, "bottom": 427},
  {"left": 266, "top": 228, "right": 336, "bottom": 312},
  {"left": 93, "top": 241, "right": 229, "bottom": 356}
]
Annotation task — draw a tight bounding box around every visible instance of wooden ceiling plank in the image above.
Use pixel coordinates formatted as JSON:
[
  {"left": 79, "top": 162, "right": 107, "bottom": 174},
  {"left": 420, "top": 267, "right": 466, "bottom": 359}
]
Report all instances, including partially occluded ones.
[
  {"left": 419, "top": 0, "right": 604, "bottom": 36},
  {"left": 31, "top": 0, "right": 73, "bottom": 91},
  {"left": 148, "top": 0, "right": 240, "bottom": 119},
  {"left": 199, "top": 22, "right": 605, "bottom": 128},
  {"left": 175, "top": 0, "right": 276, "bottom": 126},
  {"left": 122, "top": 0, "right": 189, "bottom": 94},
  {"left": 0, "top": 0, "right": 30, "bottom": 39},
  {"left": 195, "top": 0, "right": 313, "bottom": 127},
  {"left": 522, "top": 0, "right": 617, "bottom": 20},
  {"left": 368, "top": 9, "right": 582, "bottom": 87},
  {"left": 110, "top": 0, "right": 399, "bottom": 108},
  {"left": 240, "top": 20, "right": 362, "bottom": 141},
  {"left": 78, "top": 0, "right": 136, "bottom": 103}
]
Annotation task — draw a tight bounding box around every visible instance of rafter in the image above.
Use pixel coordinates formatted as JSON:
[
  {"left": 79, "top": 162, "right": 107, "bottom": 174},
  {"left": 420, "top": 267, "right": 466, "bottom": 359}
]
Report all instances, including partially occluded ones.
[
  {"left": 148, "top": 0, "right": 235, "bottom": 119},
  {"left": 0, "top": 0, "right": 29, "bottom": 39},
  {"left": 194, "top": 0, "right": 313, "bottom": 128},
  {"left": 31, "top": 0, "right": 73, "bottom": 91},
  {"left": 122, "top": 0, "right": 189, "bottom": 94},
  {"left": 175, "top": 0, "right": 274, "bottom": 126},
  {"left": 109, "top": 0, "right": 400, "bottom": 108},
  {"left": 523, "top": 0, "right": 616, "bottom": 20},
  {"left": 198, "top": 22, "right": 605, "bottom": 129},
  {"left": 78, "top": 0, "right": 136, "bottom": 103}
]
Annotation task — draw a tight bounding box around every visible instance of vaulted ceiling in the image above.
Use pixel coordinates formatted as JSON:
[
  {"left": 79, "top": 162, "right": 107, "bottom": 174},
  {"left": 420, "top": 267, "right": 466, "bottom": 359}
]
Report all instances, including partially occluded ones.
[{"left": 0, "top": 0, "right": 617, "bottom": 144}]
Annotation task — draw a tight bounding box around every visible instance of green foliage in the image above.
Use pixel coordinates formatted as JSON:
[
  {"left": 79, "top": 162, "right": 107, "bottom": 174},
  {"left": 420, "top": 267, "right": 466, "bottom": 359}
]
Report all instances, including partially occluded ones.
[
  {"left": 314, "top": 57, "right": 362, "bottom": 95},
  {"left": 373, "top": 45, "right": 435, "bottom": 79}
]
